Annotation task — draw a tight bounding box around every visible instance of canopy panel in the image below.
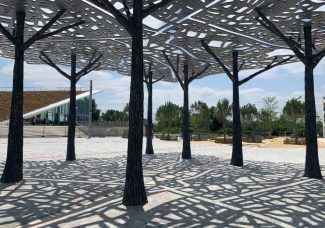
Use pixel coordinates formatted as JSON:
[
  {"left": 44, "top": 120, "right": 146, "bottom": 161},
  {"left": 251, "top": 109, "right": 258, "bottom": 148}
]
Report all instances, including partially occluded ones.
[{"left": 0, "top": 0, "right": 324, "bottom": 82}]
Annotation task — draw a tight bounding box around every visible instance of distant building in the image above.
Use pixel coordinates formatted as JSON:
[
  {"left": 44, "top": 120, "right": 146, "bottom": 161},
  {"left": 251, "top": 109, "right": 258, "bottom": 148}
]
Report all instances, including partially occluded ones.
[{"left": 0, "top": 88, "right": 101, "bottom": 125}]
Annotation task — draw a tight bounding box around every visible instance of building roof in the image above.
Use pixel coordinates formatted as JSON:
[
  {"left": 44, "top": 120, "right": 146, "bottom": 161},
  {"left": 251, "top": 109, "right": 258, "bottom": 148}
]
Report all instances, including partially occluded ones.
[
  {"left": 23, "top": 90, "right": 101, "bottom": 119},
  {"left": 0, "top": 90, "right": 96, "bottom": 122}
]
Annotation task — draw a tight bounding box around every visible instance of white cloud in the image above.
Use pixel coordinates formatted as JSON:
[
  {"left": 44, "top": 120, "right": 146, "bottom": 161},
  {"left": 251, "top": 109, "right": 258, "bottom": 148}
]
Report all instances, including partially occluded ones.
[{"left": 1, "top": 61, "right": 69, "bottom": 87}]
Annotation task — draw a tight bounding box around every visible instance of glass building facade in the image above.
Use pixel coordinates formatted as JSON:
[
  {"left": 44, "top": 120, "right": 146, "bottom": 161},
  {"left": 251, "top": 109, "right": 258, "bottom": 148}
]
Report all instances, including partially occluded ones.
[{"left": 25, "top": 96, "right": 90, "bottom": 125}]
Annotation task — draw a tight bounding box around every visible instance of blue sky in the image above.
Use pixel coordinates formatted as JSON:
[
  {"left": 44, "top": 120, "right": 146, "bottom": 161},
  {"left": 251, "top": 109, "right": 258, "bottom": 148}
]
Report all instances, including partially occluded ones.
[{"left": 0, "top": 57, "right": 324, "bottom": 120}]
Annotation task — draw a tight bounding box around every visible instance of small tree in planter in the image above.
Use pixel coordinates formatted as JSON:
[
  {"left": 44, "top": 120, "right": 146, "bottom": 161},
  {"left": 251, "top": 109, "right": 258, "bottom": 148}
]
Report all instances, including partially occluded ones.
[
  {"left": 260, "top": 97, "right": 278, "bottom": 139},
  {"left": 241, "top": 103, "right": 259, "bottom": 141},
  {"left": 215, "top": 98, "right": 232, "bottom": 143},
  {"left": 190, "top": 101, "right": 211, "bottom": 140},
  {"left": 283, "top": 97, "right": 304, "bottom": 144},
  {"left": 156, "top": 102, "right": 181, "bottom": 140}
]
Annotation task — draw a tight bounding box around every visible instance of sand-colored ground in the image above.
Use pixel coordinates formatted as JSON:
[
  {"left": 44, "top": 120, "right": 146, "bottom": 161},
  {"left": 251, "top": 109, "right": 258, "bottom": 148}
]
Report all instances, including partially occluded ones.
[
  {"left": 194, "top": 137, "right": 325, "bottom": 148},
  {"left": 259, "top": 137, "right": 325, "bottom": 148}
]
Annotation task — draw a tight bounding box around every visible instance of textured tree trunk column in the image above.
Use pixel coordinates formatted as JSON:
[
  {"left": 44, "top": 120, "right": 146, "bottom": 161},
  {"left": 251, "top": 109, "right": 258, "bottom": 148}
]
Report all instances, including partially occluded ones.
[
  {"left": 303, "top": 24, "right": 322, "bottom": 179},
  {"left": 145, "top": 73, "right": 154, "bottom": 155},
  {"left": 123, "top": 0, "right": 148, "bottom": 206},
  {"left": 230, "top": 51, "right": 243, "bottom": 167},
  {"left": 182, "top": 64, "right": 191, "bottom": 159},
  {"left": 1, "top": 11, "right": 25, "bottom": 183},
  {"left": 66, "top": 53, "right": 77, "bottom": 161}
]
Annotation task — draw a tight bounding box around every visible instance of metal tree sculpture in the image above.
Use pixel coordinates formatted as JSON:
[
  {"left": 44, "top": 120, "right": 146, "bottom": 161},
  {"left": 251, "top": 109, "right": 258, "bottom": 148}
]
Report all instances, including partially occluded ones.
[
  {"left": 0, "top": 8, "right": 84, "bottom": 183},
  {"left": 90, "top": 0, "right": 175, "bottom": 206},
  {"left": 255, "top": 9, "right": 325, "bottom": 179},
  {"left": 143, "top": 62, "right": 164, "bottom": 155},
  {"left": 163, "top": 51, "right": 210, "bottom": 159},
  {"left": 201, "top": 40, "right": 292, "bottom": 166},
  {"left": 40, "top": 50, "right": 102, "bottom": 161}
]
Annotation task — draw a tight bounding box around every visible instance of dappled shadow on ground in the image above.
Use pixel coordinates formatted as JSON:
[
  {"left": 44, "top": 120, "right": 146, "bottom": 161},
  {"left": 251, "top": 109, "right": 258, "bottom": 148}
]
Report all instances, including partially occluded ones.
[{"left": 0, "top": 153, "right": 324, "bottom": 227}]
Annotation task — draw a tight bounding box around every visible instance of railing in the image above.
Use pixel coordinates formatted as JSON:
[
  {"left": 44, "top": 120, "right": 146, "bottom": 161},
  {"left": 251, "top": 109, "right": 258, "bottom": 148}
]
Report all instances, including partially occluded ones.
[
  {"left": 0, "top": 125, "right": 86, "bottom": 138},
  {"left": 0, "top": 87, "right": 88, "bottom": 92},
  {"left": 76, "top": 121, "right": 129, "bottom": 137},
  {"left": 78, "top": 121, "right": 129, "bottom": 128}
]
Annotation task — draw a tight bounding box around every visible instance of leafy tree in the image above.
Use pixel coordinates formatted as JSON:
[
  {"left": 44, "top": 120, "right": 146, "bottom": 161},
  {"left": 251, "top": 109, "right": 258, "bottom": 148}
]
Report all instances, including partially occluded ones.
[
  {"left": 101, "top": 109, "right": 128, "bottom": 122},
  {"left": 273, "top": 114, "right": 291, "bottom": 136},
  {"left": 92, "top": 99, "right": 101, "bottom": 122},
  {"left": 101, "top": 110, "right": 120, "bottom": 121},
  {"left": 215, "top": 98, "right": 232, "bottom": 142},
  {"left": 260, "top": 96, "right": 278, "bottom": 138},
  {"left": 155, "top": 102, "right": 181, "bottom": 139},
  {"left": 283, "top": 97, "right": 304, "bottom": 143},
  {"left": 209, "top": 106, "right": 222, "bottom": 131},
  {"left": 190, "top": 101, "right": 210, "bottom": 133},
  {"left": 241, "top": 103, "right": 258, "bottom": 138}
]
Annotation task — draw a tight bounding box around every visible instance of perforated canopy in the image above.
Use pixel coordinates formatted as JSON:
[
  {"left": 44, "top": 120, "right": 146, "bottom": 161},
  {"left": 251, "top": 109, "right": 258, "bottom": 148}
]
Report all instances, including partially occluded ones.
[{"left": 0, "top": 0, "right": 324, "bottom": 82}]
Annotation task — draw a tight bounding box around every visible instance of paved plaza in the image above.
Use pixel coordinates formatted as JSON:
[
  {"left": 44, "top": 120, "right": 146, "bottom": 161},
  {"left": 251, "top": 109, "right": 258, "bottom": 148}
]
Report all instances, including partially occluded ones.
[{"left": 0, "top": 137, "right": 324, "bottom": 227}]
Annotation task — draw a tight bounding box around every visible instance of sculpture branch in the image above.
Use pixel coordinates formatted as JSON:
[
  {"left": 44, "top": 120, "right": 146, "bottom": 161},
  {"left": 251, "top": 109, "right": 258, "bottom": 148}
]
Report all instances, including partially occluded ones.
[
  {"left": 189, "top": 64, "right": 210, "bottom": 83},
  {"left": 290, "top": 37, "right": 301, "bottom": 49},
  {"left": 0, "top": 23, "right": 15, "bottom": 44},
  {"left": 147, "top": 62, "right": 152, "bottom": 76},
  {"left": 143, "top": 69, "right": 147, "bottom": 82},
  {"left": 201, "top": 40, "right": 234, "bottom": 81},
  {"left": 238, "top": 60, "right": 246, "bottom": 72},
  {"left": 191, "top": 69, "right": 195, "bottom": 78},
  {"left": 255, "top": 9, "right": 305, "bottom": 62},
  {"left": 270, "top": 56, "right": 278, "bottom": 65},
  {"left": 89, "top": 62, "right": 101, "bottom": 73},
  {"left": 153, "top": 76, "right": 165, "bottom": 84},
  {"left": 86, "top": 50, "right": 97, "bottom": 67},
  {"left": 90, "top": 0, "right": 132, "bottom": 34},
  {"left": 313, "top": 48, "right": 325, "bottom": 68},
  {"left": 38, "top": 20, "right": 86, "bottom": 41},
  {"left": 143, "top": 62, "right": 152, "bottom": 82},
  {"left": 176, "top": 54, "right": 180, "bottom": 74},
  {"left": 255, "top": 17, "right": 283, "bottom": 40},
  {"left": 163, "top": 51, "right": 184, "bottom": 89},
  {"left": 255, "top": 10, "right": 302, "bottom": 51},
  {"left": 77, "top": 62, "right": 101, "bottom": 81},
  {"left": 39, "top": 51, "right": 70, "bottom": 79},
  {"left": 76, "top": 53, "right": 102, "bottom": 78},
  {"left": 239, "top": 56, "right": 294, "bottom": 86},
  {"left": 122, "top": 0, "right": 132, "bottom": 19},
  {"left": 142, "top": 0, "right": 175, "bottom": 18},
  {"left": 24, "top": 9, "right": 66, "bottom": 49},
  {"left": 162, "top": 52, "right": 177, "bottom": 75}
]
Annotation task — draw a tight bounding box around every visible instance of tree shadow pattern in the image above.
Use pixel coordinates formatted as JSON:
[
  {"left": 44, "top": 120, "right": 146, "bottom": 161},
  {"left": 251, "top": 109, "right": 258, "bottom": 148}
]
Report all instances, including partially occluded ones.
[{"left": 0, "top": 153, "right": 324, "bottom": 227}]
